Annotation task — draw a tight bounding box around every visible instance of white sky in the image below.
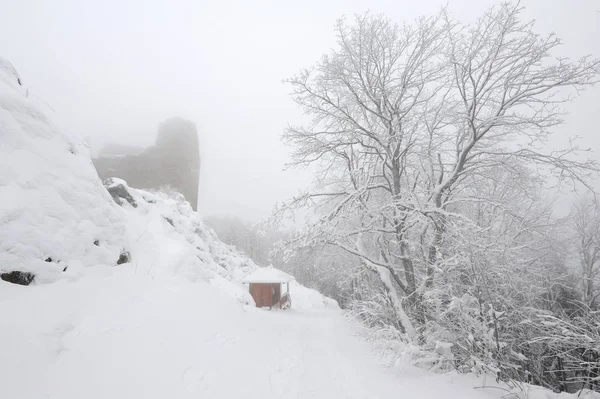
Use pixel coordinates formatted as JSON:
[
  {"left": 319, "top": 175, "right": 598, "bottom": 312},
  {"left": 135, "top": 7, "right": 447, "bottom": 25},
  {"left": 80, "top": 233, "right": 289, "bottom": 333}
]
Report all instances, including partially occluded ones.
[{"left": 2, "top": 0, "right": 599, "bottom": 222}]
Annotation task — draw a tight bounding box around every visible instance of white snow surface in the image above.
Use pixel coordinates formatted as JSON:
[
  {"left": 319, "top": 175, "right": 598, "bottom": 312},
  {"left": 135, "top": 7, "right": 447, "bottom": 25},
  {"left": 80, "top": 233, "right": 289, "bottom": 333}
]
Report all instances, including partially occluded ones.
[
  {"left": 2, "top": 60, "right": 598, "bottom": 399},
  {"left": 243, "top": 265, "right": 295, "bottom": 283},
  {"left": 3, "top": 269, "right": 598, "bottom": 399}
]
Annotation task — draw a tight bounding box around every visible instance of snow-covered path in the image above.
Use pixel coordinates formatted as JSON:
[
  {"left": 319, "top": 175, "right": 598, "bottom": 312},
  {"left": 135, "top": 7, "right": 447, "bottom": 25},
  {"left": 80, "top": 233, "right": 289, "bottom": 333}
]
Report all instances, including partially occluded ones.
[{"left": 1, "top": 269, "right": 492, "bottom": 399}]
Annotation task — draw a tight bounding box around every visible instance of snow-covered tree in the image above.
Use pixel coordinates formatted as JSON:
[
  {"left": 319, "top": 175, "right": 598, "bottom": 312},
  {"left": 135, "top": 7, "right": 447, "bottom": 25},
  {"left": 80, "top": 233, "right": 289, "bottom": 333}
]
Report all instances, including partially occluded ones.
[{"left": 280, "top": 2, "right": 599, "bottom": 342}]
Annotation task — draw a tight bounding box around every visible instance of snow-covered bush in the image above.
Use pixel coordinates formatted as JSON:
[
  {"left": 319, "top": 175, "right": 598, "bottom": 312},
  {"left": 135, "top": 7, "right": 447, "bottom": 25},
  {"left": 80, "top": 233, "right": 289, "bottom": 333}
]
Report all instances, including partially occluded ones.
[{"left": 520, "top": 311, "right": 600, "bottom": 392}]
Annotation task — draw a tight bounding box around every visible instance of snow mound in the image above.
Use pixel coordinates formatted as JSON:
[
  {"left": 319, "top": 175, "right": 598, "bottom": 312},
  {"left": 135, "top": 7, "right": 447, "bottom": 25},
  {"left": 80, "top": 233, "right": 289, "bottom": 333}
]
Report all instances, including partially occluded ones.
[
  {"left": 289, "top": 281, "right": 340, "bottom": 310},
  {"left": 0, "top": 60, "right": 128, "bottom": 283}
]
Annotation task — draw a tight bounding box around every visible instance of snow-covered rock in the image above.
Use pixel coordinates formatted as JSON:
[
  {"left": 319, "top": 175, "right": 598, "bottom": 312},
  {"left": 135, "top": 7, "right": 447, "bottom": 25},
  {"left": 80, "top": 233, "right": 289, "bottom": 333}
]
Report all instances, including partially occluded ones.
[
  {"left": 104, "top": 177, "right": 137, "bottom": 208},
  {"left": 0, "top": 58, "right": 128, "bottom": 283},
  {"left": 0, "top": 58, "right": 22, "bottom": 87},
  {"left": 289, "top": 280, "right": 339, "bottom": 310}
]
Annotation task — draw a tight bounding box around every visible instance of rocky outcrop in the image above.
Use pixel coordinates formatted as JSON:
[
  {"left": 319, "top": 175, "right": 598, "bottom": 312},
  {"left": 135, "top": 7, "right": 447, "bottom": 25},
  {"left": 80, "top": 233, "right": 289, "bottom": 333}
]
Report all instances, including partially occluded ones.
[
  {"left": 105, "top": 178, "right": 137, "bottom": 208},
  {"left": 1, "top": 271, "right": 35, "bottom": 286},
  {"left": 116, "top": 250, "right": 131, "bottom": 265},
  {"left": 93, "top": 117, "right": 200, "bottom": 211}
]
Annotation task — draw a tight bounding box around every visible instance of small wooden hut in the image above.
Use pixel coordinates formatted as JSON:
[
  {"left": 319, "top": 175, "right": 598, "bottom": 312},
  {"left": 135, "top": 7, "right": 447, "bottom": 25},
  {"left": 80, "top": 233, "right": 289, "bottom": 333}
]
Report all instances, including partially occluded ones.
[{"left": 243, "top": 266, "right": 295, "bottom": 309}]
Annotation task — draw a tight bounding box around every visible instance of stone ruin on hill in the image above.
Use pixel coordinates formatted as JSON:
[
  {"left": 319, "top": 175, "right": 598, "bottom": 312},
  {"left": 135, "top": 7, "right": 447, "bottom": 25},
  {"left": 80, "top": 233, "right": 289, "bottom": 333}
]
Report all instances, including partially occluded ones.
[{"left": 93, "top": 117, "right": 200, "bottom": 211}]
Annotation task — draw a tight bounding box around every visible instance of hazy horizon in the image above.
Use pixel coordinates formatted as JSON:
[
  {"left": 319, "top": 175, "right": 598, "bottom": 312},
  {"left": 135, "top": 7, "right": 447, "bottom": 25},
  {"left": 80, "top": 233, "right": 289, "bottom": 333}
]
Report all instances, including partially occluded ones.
[{"left": 2, "top": 0, "right": 599, "bottom": 222}]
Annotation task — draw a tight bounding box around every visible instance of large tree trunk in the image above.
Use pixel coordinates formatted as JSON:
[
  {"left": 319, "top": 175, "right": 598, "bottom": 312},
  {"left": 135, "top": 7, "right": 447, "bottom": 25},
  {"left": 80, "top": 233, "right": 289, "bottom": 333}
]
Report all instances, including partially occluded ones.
[
  {"left": 425, "top": 214, "right": 445, "bottom": 289},
  {"left": 356, "top": 235, "right": 417, "bottom": 340},
  {"left": 375, "top": 264, "right": 417, "bottom": 341}
]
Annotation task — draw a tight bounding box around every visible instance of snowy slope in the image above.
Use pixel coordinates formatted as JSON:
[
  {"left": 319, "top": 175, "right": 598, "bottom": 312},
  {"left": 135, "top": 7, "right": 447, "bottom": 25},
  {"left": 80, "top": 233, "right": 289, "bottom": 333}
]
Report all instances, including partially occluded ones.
[
  {"left": 110, "top": 179, "right": 258, "bottom": 303},
  {"left": 103, "top": 179, "right": 335, "bottom": 308},
  {"left": 0, "top": 58, "right": 127, "bottom": 283}
]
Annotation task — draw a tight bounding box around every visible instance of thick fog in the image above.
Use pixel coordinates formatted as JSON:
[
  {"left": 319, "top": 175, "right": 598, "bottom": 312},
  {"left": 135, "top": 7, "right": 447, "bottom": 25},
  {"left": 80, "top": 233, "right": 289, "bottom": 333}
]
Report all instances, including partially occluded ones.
[
  {"left": 4, "top": 1, "right": 600, "bottom": 396},
  {"left": 2, "top": 0, "right": 598, "bottom": 221}
]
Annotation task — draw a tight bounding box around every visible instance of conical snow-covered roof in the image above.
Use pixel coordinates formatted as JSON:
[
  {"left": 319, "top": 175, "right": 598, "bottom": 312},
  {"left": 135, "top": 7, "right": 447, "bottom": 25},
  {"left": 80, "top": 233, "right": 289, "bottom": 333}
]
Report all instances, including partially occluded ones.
[{"left": 242, "top": 266, "right": 295, "bottom": 284}]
